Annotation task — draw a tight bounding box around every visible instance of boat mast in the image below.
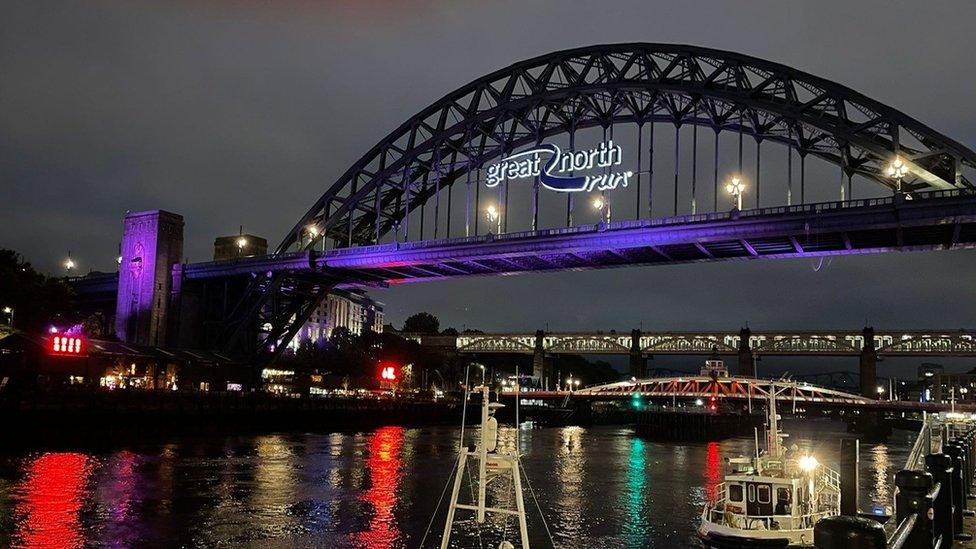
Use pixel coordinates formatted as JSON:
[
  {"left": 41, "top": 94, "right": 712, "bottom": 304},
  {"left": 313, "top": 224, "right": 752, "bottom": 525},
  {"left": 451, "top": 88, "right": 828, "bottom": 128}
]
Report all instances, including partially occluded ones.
[{"left": 441, "top": 385, "right": 531, "bottom": 548}]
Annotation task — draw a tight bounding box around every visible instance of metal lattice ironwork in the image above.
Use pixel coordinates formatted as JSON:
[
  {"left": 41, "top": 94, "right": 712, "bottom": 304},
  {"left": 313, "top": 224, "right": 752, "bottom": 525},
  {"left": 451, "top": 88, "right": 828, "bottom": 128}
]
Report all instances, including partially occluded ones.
[
  {"left": 223, "top": 44, "right": 976, "bottom": 361},
  {"left": 282, "top": 43, "right": 976, "bottom": 254},
  {"left": 453, "top": 330, "right": 976, "bottom": 356}
]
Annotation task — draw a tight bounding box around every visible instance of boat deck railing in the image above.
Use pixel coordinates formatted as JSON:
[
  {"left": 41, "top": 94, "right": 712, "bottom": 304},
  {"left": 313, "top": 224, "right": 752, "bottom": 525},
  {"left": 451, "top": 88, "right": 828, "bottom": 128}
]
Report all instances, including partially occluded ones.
[{"left": 705, "top": 482, "right": 838, "bottom": 532}]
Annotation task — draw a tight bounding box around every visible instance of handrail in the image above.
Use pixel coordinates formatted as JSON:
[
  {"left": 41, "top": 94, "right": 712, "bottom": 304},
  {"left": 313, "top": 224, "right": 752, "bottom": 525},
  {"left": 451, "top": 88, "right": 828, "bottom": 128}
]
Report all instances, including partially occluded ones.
[{"left": 887, "top": 513, "right": 917, "bottom": 549}]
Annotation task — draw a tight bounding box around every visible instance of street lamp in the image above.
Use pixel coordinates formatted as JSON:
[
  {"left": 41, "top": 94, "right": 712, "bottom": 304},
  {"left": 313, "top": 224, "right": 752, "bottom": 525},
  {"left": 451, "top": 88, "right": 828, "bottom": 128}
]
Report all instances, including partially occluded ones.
[
  {"left": 485, "top": 204, "right": 501, "bottom": 234},
  {"left": 592, "top": 196, "right": 609, "bottom": 223},
  {"left": 2, "top": 306, "right": 12, "bottom": 328},
  {"left": 885, "top": 156, "right": 909, "bottom": 194},
  {"left": 64, "top": 253, "right": 75, "bottom": 273},
  {"left": 236, "top": 237, "right": 247, "bottom": 257},
  {"left": 725, "top": 177, "right": 744, "bottom": 210}
]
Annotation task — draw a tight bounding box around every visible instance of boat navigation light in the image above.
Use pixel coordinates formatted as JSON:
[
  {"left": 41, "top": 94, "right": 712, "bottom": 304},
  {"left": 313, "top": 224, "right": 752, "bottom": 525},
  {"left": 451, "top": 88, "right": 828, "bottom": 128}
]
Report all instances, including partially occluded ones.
[{"left": 798, "top": 455, "right": 819, "bottom": 472}]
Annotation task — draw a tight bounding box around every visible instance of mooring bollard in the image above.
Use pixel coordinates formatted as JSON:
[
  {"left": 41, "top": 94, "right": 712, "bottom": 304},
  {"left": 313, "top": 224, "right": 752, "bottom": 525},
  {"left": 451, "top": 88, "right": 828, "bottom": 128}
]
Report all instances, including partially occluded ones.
[
  {"left": 814, "top": 515, "right": 886, "bottom": 549},
  {"left": 953, "top": 437, "right": 974, "bottom": 504},
  {"left": 840, "top": 438, "right": 860, "bottom": 516},
  {"left": 895, "top": 470, "right": 935, "bottom": 548},
  {"left": 945, "top": 443, "right": 972, "bottom": 541},
  {"left": 926, "top": 452, "right": 956, "bottom": 545}
]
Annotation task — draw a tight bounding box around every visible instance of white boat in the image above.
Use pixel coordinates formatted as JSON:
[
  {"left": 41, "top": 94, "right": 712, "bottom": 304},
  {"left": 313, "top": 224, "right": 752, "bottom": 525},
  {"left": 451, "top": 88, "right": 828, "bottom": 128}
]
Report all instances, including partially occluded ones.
[{"left": 698, "top": 386, "right": 841, "bottom": 547}]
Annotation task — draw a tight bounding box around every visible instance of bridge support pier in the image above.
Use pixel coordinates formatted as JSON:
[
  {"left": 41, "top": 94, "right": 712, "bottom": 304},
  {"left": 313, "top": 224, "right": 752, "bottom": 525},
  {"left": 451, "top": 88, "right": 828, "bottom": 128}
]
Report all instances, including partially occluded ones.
[
  {"left": 533, "top": 330, "right": 547, "bottom": 388},
  {"left": 737, "top": 327, "right": 755, "bottom": 377},
  {"left": 629, "top": 329, "right": 646, "bottom": 378},
  {"left": 859, "top": 327, "right": 878, "bottom": 399}
]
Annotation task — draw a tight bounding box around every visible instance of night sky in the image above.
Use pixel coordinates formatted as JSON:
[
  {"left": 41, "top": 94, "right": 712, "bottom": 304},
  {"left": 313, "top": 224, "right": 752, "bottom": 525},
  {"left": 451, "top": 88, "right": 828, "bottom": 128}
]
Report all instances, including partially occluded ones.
[{"left": 3, "top": 1, "right": 976, "bottom": 375}]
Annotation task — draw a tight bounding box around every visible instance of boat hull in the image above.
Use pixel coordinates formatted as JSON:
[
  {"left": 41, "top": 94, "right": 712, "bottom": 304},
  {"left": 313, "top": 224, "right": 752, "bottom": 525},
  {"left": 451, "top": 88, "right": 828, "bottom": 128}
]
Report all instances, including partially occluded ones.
[{"left": 699, "top": 521, "right": 812, "bottom": 548}]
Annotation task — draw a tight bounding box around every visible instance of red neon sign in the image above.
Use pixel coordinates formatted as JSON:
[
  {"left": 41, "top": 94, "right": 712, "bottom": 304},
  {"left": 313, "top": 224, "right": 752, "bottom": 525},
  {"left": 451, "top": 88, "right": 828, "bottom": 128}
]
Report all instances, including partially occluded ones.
[
  {"left": 380, "top": 365, "right": 397, "bottom": 381},
  {"left": 50, "top": 335, "right": 85, "bottom": 356}
]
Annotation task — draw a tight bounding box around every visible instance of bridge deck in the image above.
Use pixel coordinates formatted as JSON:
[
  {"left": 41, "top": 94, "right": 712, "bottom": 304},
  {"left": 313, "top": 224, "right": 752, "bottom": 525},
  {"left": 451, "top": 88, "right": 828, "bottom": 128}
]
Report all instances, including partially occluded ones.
[{"left": 320, "top": 190, "right": 976, "bottom": 284}]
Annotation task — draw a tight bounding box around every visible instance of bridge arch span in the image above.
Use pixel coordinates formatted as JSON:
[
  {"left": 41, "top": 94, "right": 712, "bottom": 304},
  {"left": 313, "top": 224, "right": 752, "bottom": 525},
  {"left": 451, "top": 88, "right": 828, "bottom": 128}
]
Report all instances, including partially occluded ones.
[{"left": 283, "top": 43, "right": 976, "bottom": 253}]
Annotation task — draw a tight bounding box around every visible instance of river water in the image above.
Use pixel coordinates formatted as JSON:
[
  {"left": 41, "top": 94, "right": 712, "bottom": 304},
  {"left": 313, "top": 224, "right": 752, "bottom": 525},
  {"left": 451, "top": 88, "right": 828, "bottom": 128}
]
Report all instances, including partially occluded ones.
[{"left": 0, "top": 420, "right": 912, "bottom": 548}]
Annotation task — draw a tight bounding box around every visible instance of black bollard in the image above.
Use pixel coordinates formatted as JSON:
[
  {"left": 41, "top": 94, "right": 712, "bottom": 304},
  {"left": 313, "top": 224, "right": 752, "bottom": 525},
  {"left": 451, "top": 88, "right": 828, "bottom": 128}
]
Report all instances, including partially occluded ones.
[
  {"left": 926, "top": 452, "right": 956, "bottom": 546},
  {"left": 945, "top": 443, "right": 972, "bottom": 541},
  {"left": 953, "top": 437, "right": 974, "bottom": 505},
  {"left": 814, "top": 515, "right": 886, "bottom": 549},
  {"left": 840, "top": 438, "right": 860, "bottom": 516},
  {"left": 895, "top": 470, "right": 935, "bottom": 548}
]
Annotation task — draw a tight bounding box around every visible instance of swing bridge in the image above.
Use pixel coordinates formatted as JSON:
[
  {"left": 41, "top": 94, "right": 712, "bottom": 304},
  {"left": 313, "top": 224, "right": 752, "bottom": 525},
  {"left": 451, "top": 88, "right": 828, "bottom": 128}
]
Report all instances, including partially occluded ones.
[
  {"left": 81, "top": 44, "right": 976, "bottom": 368},
  {"left": 503, "top": 376, "right": 974, "bottom": 413}
]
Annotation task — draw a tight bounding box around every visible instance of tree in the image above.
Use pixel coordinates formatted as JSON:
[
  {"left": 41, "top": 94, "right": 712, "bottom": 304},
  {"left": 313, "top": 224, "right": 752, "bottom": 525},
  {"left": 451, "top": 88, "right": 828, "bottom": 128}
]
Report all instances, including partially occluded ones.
[
  {"left": 402, "top": 312, "right": 440, "bottom": 334},
  {"left": 0, "top": 249, "right": 75, "bottom": 333}
]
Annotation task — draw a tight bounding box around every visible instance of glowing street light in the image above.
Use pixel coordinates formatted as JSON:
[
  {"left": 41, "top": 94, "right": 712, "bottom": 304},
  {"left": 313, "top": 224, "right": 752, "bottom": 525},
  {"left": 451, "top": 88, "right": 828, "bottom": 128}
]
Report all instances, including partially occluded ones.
[
  {"left": 2, "top": 306, "right": 12, "bottom": 327},
  {"left": 885, "top": 157, "right": 909, "bottom": 180},
  {"left": 64, "top": 253, "right": 76, "bottom": 272},
  {"left": 592, "top": 196, "right": 610, "bottom": 223},
  {"left": 485, "top": 204, "right": 501, "bottom": 233},
  {"left": 237, "top": 237, "right": 247, "bottom": 249},
  {"left": 725, "top": 176, "right": 744, "bottom": 210}
]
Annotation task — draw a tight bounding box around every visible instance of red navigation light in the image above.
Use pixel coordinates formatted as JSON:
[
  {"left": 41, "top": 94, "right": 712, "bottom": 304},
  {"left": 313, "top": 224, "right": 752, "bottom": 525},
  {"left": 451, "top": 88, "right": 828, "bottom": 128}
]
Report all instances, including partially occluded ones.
[
  {"left": 380, "top": 365, "right": 398, "bottom": 381},
  {"left": 50, "top": 335, "right": 86, "bottom": 356}
]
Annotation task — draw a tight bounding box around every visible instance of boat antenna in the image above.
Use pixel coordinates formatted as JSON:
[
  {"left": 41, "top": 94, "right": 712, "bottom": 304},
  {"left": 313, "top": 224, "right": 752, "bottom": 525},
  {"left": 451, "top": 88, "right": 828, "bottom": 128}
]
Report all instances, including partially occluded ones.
[
  {"left": 458, "top": 363, "right": 472, "bottom": 452},
  {"left": 515, "top": 362, "right": 520, "bottom": 455}
]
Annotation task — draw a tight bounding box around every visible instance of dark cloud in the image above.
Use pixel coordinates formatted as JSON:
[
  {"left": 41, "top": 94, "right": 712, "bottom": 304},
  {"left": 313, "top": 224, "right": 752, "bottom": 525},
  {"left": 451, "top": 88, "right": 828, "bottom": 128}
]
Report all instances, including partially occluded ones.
[{"left": 2, "top": 1, "right": 975, "bottom": 376}]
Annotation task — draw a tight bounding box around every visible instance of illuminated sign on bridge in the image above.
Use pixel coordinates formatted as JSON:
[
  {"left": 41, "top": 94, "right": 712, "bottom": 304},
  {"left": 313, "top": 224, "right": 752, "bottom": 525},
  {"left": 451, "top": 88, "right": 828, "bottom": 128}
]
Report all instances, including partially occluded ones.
[{"left": 485, "top": 140, "right": 633, "bottom": 193}]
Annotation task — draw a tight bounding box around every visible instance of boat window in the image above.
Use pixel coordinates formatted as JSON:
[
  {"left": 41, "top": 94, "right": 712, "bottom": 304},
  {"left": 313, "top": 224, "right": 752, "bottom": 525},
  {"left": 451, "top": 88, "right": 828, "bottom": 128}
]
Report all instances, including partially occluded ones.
[
  {"left": 757, "top": 485, "right": 771, "bottom": 504},
  {"left": 747, "top": 484, "right": 756, "bottom": 503},
  {"left": 777, "top": 487, "right": 790, "bottom": 503},
  {"left": 729, "top": 484, "right": 743, "bottom": 502}
]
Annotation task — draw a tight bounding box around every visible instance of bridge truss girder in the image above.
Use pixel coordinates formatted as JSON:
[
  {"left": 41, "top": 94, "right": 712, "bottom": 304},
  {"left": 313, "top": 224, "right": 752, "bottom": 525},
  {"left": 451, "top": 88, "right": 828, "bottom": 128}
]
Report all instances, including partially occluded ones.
[{"left": 283, "top": 43, "right": 975, "bottom": 254}]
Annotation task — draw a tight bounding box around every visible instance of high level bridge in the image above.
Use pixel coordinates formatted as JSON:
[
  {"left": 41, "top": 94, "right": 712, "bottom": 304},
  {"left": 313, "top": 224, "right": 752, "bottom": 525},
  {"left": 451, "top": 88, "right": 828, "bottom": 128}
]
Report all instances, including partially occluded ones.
[
  {"left": 399, "top": 328, "right": 976, "bottom": 398},
  {"left": 75, "top": 44, "right": 976, "bottom": 379}
]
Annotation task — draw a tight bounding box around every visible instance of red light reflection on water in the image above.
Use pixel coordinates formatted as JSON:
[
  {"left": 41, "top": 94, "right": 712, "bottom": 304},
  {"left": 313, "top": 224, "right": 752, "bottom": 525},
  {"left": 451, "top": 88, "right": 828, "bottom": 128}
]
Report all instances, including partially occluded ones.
[
  {"left": 354, "top": 426, "right": 405, "bottom": 548},
  {"left": 13, "top": 452, "right": 93, "bottom": 549},
  {"left": 705, "top": 441, "right": 722, "bottom": 503}
]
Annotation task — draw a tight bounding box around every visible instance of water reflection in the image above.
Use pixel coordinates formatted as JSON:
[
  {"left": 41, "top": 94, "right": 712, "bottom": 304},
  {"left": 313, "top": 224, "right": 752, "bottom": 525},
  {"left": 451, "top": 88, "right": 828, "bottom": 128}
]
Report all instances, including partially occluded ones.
[
  {"left": 12, "top": 453, "right": 93, "bottom": 549},
  {"left": 0, "top": 422, "right": 911, "bottom": 548},
  {"left": 354, "top": 425, "right": 405, "bottom": 548},
  {"left": 704, "top": 441, "right": 722, "bottom": 503}
]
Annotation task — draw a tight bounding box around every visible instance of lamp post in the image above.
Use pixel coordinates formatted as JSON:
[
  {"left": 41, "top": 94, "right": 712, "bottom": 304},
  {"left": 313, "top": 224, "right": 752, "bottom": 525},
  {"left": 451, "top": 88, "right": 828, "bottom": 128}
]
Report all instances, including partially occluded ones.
[
  {"left": 725, "top": 177, "right": 744, "bottom": 210},
  {"left": 592, "top": 196, "right": 610, "bottom": 223},
  {"left": 885, "top": 156, "right": 909, "bottom": 194},
  {"left": 2, "top": 306, "right": 12, "bottom": 328},
  {"left": 236, "top": 237, "right": 247, "bottom": 257},
  {"left": 485, "top": 204, "right": 501, "bottom": 234},
  {"left": 64, "top": 252, "right": 76, "bottom": 274}
]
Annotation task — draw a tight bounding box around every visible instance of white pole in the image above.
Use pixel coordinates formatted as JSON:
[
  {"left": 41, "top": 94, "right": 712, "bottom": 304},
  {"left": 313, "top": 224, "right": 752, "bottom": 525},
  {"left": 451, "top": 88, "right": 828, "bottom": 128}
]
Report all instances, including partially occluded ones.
[
  {"left": 513, "top": 463, "right": 531, "bottom": 548},
  {"left": 477, "top": 386, "right": 488, "bottom": 523},
  {"left": 440, "top": 453, "right": 467, "bottom": 549}
]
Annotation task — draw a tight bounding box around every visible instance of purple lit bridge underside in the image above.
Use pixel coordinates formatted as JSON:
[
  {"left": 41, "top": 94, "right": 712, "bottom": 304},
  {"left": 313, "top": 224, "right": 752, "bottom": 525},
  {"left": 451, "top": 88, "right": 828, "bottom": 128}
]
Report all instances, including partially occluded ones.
[{"left": 184, "top": 190, "right": 976, "bottom": 287}]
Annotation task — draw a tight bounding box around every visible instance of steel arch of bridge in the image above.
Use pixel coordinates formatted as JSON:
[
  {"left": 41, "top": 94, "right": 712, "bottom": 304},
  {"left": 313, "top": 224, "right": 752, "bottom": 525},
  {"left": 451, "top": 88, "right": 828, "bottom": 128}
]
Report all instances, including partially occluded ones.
[
  {"left": 283, "top": 43, "right": 975, "bottom": 254},
  {"left": 224, "top": 43, "right": 976, "bottom": 360}
]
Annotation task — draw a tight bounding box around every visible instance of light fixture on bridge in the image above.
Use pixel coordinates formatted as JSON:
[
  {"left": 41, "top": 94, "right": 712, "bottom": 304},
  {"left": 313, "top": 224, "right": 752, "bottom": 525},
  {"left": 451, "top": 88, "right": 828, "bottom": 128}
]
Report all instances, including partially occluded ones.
[
  {"left": 237, "top": 237, "right": 247, "bottom": 249},
  {"left": 725, "top": 177, "right": 744, "bottom": 210},
  {"left": 64, "top": 253, "right": 75, "bottom": 272},
  {"left": 885, "top": 157, "right": 909, "bottom": 180},
  {"left": 592, "top": 196, "right": 610, "bottom": 223},
  {"left": 485, "top": 204, "right": 501, "bottom": 233},
  {"left": 307, "top": 225, "right": 319, "bottom": 238}
]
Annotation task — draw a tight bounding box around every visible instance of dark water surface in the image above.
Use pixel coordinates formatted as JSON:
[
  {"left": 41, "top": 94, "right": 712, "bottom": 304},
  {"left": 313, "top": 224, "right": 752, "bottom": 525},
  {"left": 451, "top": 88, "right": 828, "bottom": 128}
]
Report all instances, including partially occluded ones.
[{"left": 0, "top": 420, "right": 912, "bottom": 548}]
